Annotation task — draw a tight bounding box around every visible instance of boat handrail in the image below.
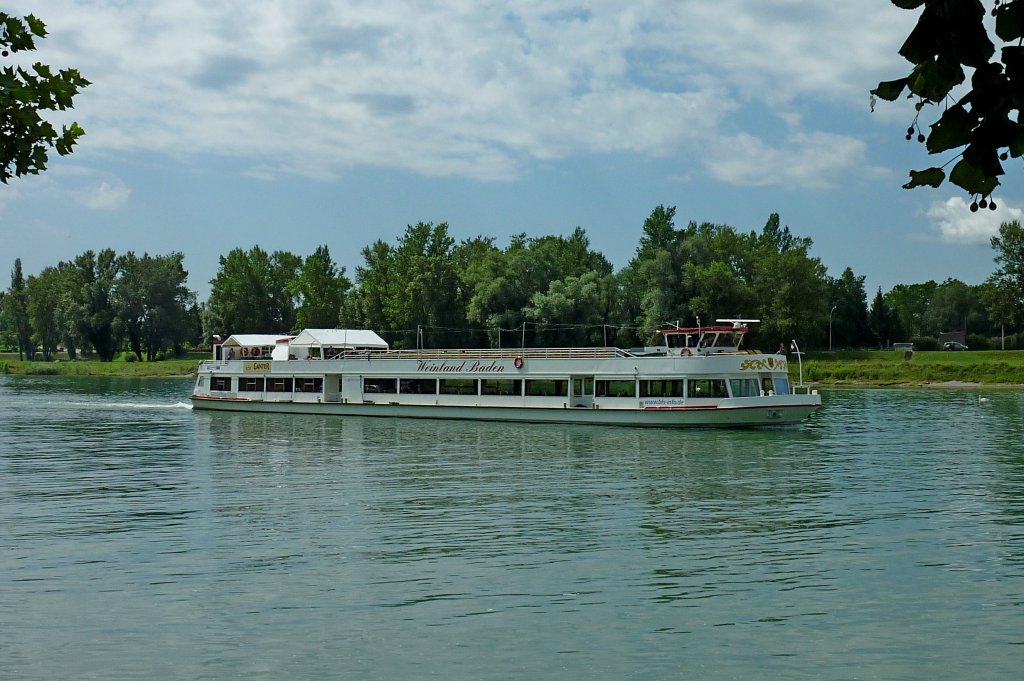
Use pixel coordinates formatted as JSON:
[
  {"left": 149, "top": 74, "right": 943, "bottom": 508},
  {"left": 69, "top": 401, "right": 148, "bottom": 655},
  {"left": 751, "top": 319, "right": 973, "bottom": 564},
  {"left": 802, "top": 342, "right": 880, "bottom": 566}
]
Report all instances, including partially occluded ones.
[{"left": 347, "top": 347, "right": 639, "bottom": 360}]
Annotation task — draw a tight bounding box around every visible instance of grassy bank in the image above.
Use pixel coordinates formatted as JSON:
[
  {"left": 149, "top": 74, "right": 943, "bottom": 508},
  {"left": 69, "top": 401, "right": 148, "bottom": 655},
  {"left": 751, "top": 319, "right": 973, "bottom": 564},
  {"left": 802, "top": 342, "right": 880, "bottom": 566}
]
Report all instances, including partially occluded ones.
[
  {"left": 800, "top": 350, "right": 1024, "bottom": 386},
  {"left": 2, "top": 349, "right": 1022, "bottom": 386},
  {"left": 0, "top": 353, "right": 202, "bottom": 377}
]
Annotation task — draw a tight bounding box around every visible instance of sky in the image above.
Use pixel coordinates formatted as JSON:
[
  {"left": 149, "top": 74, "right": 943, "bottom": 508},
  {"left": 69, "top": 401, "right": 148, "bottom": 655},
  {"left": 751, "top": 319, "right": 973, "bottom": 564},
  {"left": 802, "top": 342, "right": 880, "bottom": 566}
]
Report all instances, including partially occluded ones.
[{"left": 2, "top": 0, "right": 1022, "bottom": 302}]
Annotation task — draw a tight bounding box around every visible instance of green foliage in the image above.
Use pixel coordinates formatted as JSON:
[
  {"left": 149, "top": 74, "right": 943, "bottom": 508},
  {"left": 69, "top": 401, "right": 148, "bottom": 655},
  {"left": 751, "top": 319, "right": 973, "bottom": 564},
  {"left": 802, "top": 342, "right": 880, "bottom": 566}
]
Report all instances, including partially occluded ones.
[
  {"left": 912, "top": 336, "right": 940, "bottom": 351},
  {"left": 829, "top": 268, "right": 871, "bottom": 348},
  {"left": 0, "top": 12, "right": 90, "bottom": 182},
  {"left": 4, "top": 258, "right": 32, "bottom": 359},
  {"left": 26, "top": 265, "right": 62, "bottom": 359},
  {"left": 292, "top": 245, "right": 350, "bottom": 329},
  {"left": 868, "top": 287, "right": 900, "bottom": 347},
  {"left": 966, "top": 333, "right": 991, "bottom": 349},
  {"left": 986, "top": 220, "right": 1024, "bottom": 326},
  {"left": 872, "top": 0, "right": 1024, "bottom": 200},
  {"left": 70, "top": 249, "right": 119, "bottom": 361},
  {"left": 115, "top": 251, "right": 196, "bottom": 361},
  {"left": 207, "top": 246, "right": 300, "bottom": 335}
]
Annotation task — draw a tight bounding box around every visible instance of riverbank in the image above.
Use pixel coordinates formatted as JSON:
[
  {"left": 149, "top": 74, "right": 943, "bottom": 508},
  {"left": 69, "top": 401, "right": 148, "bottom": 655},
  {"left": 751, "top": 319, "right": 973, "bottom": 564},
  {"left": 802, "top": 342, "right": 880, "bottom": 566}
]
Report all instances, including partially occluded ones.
[
  {"left": 800, "top": 349, "right": 1024, "bottom": 387},
  {"left": 0, "top": 354, "right": 201, "bottom": 378},
  {"left": 2, "top": 349, "right": 1023, "bottom": 386}
]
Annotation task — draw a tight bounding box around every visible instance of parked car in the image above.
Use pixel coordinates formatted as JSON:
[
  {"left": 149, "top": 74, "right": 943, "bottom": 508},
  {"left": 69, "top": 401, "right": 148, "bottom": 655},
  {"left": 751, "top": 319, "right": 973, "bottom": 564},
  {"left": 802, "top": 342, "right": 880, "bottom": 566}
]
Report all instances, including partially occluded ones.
[{"left": 943, "top": 341, "right": 968, "bottom": 351}]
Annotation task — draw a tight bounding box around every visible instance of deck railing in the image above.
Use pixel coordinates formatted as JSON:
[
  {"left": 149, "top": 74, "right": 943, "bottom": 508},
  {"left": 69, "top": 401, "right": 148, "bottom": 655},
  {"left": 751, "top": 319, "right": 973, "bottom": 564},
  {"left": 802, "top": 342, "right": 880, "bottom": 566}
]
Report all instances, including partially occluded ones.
[{"left": 336, "top": 347, "right": 638, "bottom": 361}]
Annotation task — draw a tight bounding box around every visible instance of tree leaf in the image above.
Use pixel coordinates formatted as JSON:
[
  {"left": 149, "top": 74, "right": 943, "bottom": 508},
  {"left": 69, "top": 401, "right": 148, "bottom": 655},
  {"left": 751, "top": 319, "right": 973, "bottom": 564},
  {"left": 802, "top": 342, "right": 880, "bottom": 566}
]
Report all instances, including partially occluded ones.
[
  {"left": 949, "top": 158, "right": 998, "bottom": 196},
  {"left": 926, "top": 105, "right": 975, "bottom": 153},
  {"left": 908, "top": 57, "right": 964, "bottom": 101},
  {"left": 996, "top": 0, "right": 1024, "bottom": 42},
  {"left": 902, "top": 167, "right": 945, "bottom": 189},
  {"left": 871, "top": 78, "right": 908, "bottom": 101},
  {"left": 899, "top": 7, "right": 942, "bottom": 64}
]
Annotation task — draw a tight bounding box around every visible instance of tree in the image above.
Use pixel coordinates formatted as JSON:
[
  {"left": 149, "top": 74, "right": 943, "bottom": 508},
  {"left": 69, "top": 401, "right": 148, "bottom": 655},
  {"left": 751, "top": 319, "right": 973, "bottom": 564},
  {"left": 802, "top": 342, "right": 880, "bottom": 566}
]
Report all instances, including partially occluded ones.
[
  {"left": 1, "top": 13, "right": 89, "bottom": 182},
  {"left": 115, "top": 252, "right": 195, "bottom": 360},
  {"left": 69, "top": 249, "right": 120, "bottom": 361},
  {"left": 388, "top": 222, "right": 466, "bottom": 347},
  {"left": 871, "top": 0, "right": 1023, "bottom": 204},
  {"left": 5, "top": 258, "right": 33, "bottom": 359},
  {"left": 26, "top": 265, "right": 62, "bottom": 360},
  {"left": 343, "top": 240, "right": 395, "bottom": 335},
  {"left": 868, "top": 287, "right": 900, "bottom": 348},
  {"left": 292, "top": 245, "right": 350, "bottom": 330},
  {"left": 207, "top": 247, "right": 300, "bottom": 335},
  {"left": 886, "top": 280, "right": 938, "bottom": 339},
  {"left": 829, "top": 268, "right": 871, "bottom": 348},
  {"left": 987, "top": 220, "right": 1024, "bottom": 326},
  {"left": 524, "top": 271, "right": 607, "bottom": 346}
]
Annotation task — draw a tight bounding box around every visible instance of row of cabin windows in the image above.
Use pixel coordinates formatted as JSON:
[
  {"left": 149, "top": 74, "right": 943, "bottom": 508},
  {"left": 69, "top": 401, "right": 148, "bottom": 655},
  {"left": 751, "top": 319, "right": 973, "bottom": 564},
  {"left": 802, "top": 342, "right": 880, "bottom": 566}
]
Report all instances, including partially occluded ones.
[
  {"left": 210, "top": 375, "right": 788, "bottom": 397},
  {"left": 211, "top": 377, "right": 321, "bottom": 393}
]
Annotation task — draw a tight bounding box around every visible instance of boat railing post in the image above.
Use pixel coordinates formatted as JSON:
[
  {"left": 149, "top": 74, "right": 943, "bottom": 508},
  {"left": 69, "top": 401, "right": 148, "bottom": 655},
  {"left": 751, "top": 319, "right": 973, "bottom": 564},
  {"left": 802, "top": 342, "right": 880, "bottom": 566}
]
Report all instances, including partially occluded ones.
[{"left": 790, "top": 339, "right": 804, "bottom": 391}]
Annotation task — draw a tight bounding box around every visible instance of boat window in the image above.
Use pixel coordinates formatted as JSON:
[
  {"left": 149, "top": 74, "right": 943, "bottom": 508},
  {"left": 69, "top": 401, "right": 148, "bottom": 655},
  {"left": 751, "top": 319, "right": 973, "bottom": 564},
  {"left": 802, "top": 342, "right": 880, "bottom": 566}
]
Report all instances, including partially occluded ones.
[
  {"left": 211, "top": 376, "right": 232, "bottom": 392},
  {"left": 295, "top": 377, "right": 324, "bottom": 393},
  {"left": 400, "top": 378, "right": 437, "bottom": 394},
  {"left": 481, "top": 379, "right": 522, "bottom": 396},
  {"left": 687, "top": 379, "right": 728, "bottom": 398},
  {"left": 595, "top": 380, "right": 636, "bottom": 398},
  {"left": 640, "top": 380, "right": 684, "bottom": 398},
  {"left": 665, "top": 333, "right": 696, "bottom": 349},
  {"left": 239, "top": 377, "right": 265, "bottom": 392},
  {"left": 761, "top": 377, "right": 774, "bottom": 395},
  {"left": 363, "top": 377, "right": 397, "bottom": 393},
  {"left": 266, "top": 377, "right": 294, "bottom": 392},
  {"left": 440, "top": 378, "right": 478, "bottom": 395},
  {"left": 525, "top": 379, "right": 568, "bottom": 397},
  {"left": 572, "top": 377, "right": 594, "bottom": 396},
  {"left": 772, "top": 377, "right": 791, "bottom": 395},
  {"left": 729, "top": 378, "right": 760, "bottom": 398}
]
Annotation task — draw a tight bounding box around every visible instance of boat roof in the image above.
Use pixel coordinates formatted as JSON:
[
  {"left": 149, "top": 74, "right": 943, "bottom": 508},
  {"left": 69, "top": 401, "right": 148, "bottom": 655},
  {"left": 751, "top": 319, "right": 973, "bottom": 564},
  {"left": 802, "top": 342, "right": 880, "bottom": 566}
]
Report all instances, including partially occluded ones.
[
  {"left": 223, "top": 334, "right": 294, "bottom": 346},
  {"left": 659, "top": 325, "right": 748, "bottom": 335},
  {"left": 290, "top": 328, "right": 389, "bottom": 349}
]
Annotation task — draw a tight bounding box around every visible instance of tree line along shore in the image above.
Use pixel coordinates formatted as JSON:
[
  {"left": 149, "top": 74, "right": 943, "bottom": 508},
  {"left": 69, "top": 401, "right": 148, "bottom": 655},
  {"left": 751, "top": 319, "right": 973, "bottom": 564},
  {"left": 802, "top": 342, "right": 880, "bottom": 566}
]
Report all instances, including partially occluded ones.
[{"left": 3, "top": 207, "right": 1024, "bottom": 366}]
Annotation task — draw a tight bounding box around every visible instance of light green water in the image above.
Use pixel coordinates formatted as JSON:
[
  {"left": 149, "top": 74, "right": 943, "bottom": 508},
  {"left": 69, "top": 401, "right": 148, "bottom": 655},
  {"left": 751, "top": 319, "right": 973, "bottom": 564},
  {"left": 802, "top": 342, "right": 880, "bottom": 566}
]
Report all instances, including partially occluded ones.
[{"left": 2, "top": 377, "right": 1023, "bottom": 680}]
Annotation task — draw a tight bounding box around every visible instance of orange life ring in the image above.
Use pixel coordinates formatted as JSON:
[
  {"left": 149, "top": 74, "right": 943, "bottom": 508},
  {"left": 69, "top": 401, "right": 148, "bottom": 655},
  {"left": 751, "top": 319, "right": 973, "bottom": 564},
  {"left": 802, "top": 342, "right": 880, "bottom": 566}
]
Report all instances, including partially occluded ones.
[
  {"left": 240, "top": 347, "right": 248, "bottom": 357},
  {"left": 680, "top": 347, "right": 692, "bottom": 356},
  {"left": 514, "top": 356, "right": 524, "bottom": 369}
]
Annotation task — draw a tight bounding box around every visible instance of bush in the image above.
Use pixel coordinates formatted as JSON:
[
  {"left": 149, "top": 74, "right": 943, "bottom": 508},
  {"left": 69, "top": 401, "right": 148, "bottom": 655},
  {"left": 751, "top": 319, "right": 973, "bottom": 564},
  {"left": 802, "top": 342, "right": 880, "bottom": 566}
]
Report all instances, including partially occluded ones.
[
  {"left": 966, "top": 333, "right": 990, "bottom": 350},
  {"left": 124, "top": 353, "right": 137, "bottom": 362},
  {"left": 154, "top": 352, "right": 166, "bottom": 361},
  {"left": 911, "top": 336, "right": 939, "bottom": 351}
]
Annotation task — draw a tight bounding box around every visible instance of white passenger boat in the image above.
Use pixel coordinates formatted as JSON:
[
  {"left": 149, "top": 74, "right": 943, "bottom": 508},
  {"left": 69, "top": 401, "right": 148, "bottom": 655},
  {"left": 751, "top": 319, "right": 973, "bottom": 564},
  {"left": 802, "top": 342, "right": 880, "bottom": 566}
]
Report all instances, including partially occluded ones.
[{"left": 190, "top": 322, "right": 821, "bottom": 427}]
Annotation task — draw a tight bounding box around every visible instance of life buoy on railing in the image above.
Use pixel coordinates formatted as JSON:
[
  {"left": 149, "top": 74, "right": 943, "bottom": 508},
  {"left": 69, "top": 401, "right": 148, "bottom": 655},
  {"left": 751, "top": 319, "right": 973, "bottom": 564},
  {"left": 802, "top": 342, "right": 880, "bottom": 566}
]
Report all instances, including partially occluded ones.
[
  {"left": 680, "top": 347, "right": 692, "bottom": 356},
  {"left": 241, "top": 347, "right": 248, "bottom": 357},
  {"left": 514, "top": 356, "right": 524, "bottom": 369}
]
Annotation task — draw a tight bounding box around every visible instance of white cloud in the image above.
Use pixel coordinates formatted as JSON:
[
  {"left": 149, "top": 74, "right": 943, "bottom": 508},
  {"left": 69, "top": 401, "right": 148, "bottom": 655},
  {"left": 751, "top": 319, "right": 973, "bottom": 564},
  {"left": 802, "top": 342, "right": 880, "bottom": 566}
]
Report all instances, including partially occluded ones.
[
  {"left": 704, "top": 131, "right": 866, "bottom": 188},
  {"left": 5, "top": 1, "right": 918, "bottom": 184},
  {"left": 75, "top": 180, "right": 132, "bottom": 210},
  {"left": 927, "top": 197, "right": 1024, "bottom": 245}
]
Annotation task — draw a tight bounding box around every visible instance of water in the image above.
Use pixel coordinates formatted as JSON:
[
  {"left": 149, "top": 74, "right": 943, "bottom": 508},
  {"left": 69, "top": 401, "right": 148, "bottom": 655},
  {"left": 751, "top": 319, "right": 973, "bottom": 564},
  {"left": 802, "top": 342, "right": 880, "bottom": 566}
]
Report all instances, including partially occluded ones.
[{"left": 2, "top": 376, "right": 1023, "bottom": 680}]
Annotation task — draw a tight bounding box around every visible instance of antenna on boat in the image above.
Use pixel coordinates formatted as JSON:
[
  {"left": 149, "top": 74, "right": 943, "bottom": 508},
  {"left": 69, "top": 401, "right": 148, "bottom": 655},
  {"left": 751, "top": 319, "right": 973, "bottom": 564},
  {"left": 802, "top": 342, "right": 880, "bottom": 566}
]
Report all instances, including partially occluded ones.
[
  {"left": 790, "top": 338, "right": 805, "bottom": 388},
  {"left": 717, "top": 318, "right": 760, "bottom": 329}
]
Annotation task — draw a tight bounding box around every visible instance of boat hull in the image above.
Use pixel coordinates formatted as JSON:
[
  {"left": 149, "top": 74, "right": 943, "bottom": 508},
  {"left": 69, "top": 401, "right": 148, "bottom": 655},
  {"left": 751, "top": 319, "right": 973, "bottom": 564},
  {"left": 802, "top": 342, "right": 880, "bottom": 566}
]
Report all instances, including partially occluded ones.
[{"left": 190, "top": 394, "right": 819, "bottom": 428}]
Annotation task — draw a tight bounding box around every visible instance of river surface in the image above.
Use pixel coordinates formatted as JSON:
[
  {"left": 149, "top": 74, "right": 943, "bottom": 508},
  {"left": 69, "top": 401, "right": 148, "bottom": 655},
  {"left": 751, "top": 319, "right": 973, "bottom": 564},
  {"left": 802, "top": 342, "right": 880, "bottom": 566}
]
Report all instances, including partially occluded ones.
[{"left": 1, "top": 376, "right": 1023, "bottom": 680}]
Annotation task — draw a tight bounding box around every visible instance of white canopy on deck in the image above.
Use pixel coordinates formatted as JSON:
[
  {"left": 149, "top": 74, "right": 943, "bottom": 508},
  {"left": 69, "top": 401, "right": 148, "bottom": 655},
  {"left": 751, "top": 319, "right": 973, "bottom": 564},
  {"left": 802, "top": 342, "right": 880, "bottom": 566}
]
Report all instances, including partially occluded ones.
[
  {"left": 220, "top": 334, "right": 293, "bottom": 359},
  {"left": 287, "top": 329, "right": 388, "bottom": 359}
]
